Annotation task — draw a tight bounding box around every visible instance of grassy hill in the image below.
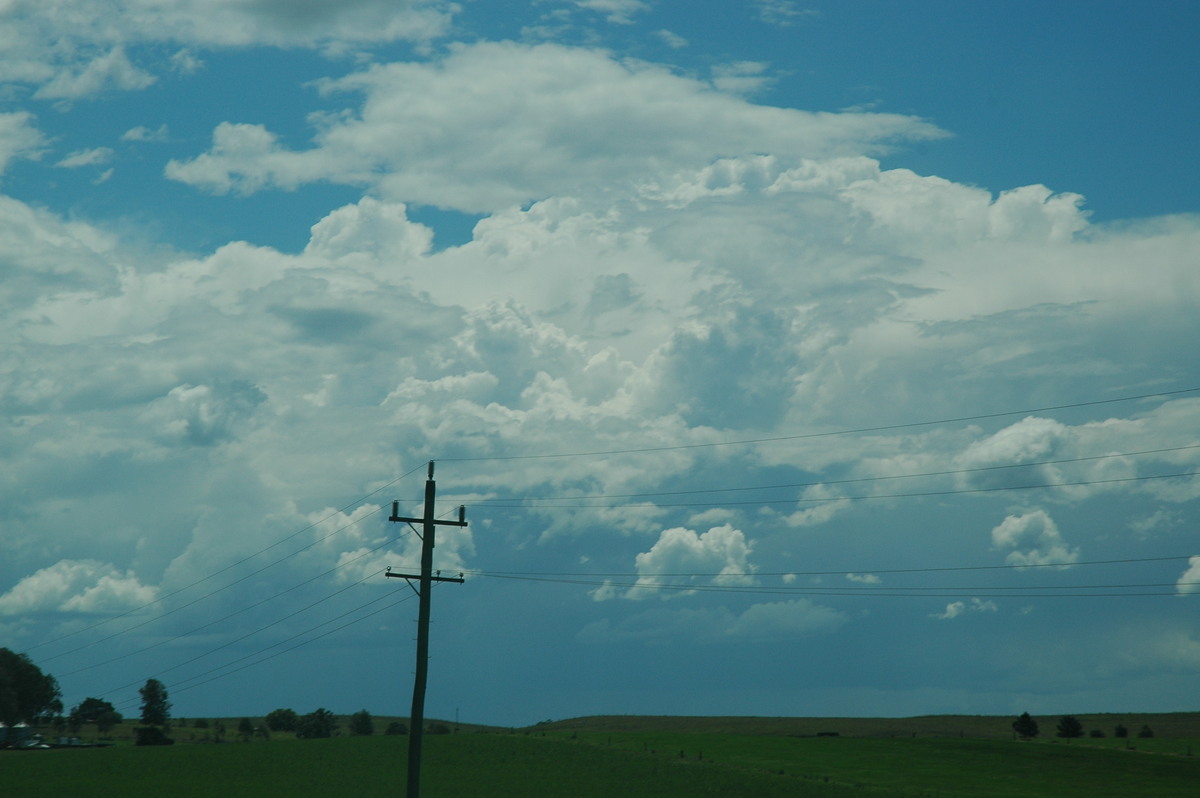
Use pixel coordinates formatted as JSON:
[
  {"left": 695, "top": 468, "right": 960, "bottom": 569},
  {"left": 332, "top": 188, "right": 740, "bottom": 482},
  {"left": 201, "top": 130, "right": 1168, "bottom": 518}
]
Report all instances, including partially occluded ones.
[
  {"left": 11, "top": 712, "right": 1197, "bottom": 797},
  {"left": 6, "top": 724, "right": 1200, "bottom": 798},
  {"left": 530, "top": 711, "right": 1200, "bottom": 740}
]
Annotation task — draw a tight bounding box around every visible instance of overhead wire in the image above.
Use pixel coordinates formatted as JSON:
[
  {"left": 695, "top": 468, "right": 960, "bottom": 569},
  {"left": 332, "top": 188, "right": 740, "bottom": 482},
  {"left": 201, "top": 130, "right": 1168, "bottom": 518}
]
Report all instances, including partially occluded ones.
[
  {"left": 59, "top": 533, "right": 405, "bottom": 679},
  {"left": 39, "top": 387, "right": 1200, "bottom": 707},
  {"left": 29, "top": 462, "right": 429, "bottom": 656},
  {"left": 466, "top": 470, "right": 1197, "bottom": 509},
  {"left": 79, "top": 467, "right": 436, "bottom": 708},
  {"left": 437, "top": 386, "right": 1200, "bottom": 462},
  {"left": 460, "top": 444, "right": 1200, "bottom": 506},
  {"left": 102, "top": 568, "right": 391, "bottom": 700},
  {"left": 461, "top": 553, "right": 1199, "bottom": 600},
  {"left": 39, "top": 465, "right": 432, "bottom": 664},
  {"left": 464, "top": 572, "right": 1197, "bottom": 599},
  {"left": 466, "top": 553, "right": 1193, "bottom": 579},
  {"left": 41, "top": 504, "right": 387, "bottom": 665},
  {"left": 111, "top": 587, "right": 417, "bottom": 712}
]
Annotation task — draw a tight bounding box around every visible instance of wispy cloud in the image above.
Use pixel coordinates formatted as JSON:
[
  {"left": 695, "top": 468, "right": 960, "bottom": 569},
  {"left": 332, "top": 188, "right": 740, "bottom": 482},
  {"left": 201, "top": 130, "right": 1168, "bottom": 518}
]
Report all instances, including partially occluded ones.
[
  {"left": 753, "top": 1, "right": 818, "bottom": 28},
  {"left": 122, "top": 124, "right": 169, "bottom": 143},
  {"left": 55, "top": 147, "right": 115, "bottom": 169},
  {"left": 932, "top": 598, "right": 998, "bottom": 621}
]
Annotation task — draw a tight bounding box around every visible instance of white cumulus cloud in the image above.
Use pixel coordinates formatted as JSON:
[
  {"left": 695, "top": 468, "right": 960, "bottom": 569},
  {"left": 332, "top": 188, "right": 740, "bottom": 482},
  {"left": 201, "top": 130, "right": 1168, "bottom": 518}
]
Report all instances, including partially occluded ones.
[
  {"left": 167, "top": 41, "right": 945, "bottom": 212},
  {"left": 598, "top": 524, "right": 756, "bottom": 600},
  {"left": 0, "top": 1, "right": 455, "bottom": 99},
  {"left": 991, "top": 510, "right": 1079, "bottom": 568},
  {"left": 1177, "top": 555, "right": 1200, "bottom": 596},
  {"left": 0, "top": 560, "right": 156, "bottom": 615}
]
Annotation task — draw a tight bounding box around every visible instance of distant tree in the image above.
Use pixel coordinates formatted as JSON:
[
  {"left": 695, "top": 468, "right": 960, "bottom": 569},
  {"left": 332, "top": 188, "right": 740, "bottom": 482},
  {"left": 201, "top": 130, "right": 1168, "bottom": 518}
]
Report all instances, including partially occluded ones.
[
  {"left": 296, "top": 708, "right": 338, "bottom": 739},
  {"left": 237, "top": 717, "right": 255, "bottom": 742},
  {"left": 1137, "top": 725, "right": 1155, "bottom": 739},
  {"left": 96, "top": 709, "right": 122, "bottom": 735},
  {"left": 138, "top": 678, "right": 171, "bottom": 728},
  {"left": 349, "top": 709, "right": 374, "bottom": 736},
  {"left": 1056, "top": 716, "right": 1084, "bottom": 739},
  {"left": 0, "top": 648, "right": 62, "bottom": 725},
  {"left": 265, "top": 707, "right": 298, "bottom": 732},
  {"left": 1114, "top": 723, "right": 1128, "bottom": 738},
  {"left": 427, "top": 722, "right": 451, "bottom": 735},
  {"left": 1012, "top": 712, "right": 1039, "bottom": 740},
  {"left": 385, "top": 721, "right": 408, "bottom": 735},
  {"left": 193, "top": 717, "right": 210, "bottom": 729},
  {"left": 70, "top": 697, "right": 120, "bottom": 726}
]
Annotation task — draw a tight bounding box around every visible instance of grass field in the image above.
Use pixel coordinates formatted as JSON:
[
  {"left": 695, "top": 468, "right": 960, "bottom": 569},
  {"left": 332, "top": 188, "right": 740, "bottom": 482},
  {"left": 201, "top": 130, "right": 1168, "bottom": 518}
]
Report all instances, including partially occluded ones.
[
  {"left": 1, "top": 734, "right": 859, "bottom": 798},
  {"left": 536, "top": 731, "right": 1200, "bottom": 797},
  {"left": 4, "top": 714, "right": 1198, "bottom": 797}
]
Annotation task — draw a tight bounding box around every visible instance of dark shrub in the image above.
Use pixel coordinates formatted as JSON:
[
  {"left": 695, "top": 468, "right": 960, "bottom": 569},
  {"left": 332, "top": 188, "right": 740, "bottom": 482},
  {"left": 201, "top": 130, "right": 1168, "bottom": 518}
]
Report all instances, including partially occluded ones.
[{"left": 135, "top": 726, "right": 174, "bottom": 746}]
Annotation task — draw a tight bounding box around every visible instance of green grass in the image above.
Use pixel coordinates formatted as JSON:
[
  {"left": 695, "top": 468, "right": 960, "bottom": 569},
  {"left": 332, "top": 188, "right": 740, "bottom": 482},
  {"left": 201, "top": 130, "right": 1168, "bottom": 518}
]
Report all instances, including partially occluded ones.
[
  {"left": 540, "top": 731, "right": 1200, "bottom": 797},
  {"left": 532, "top": 711, "right": 1200, "bottom": 740},
  {"left": 0, "top": 734, "right": 863, "bottom": 798},
  {"left": 6, "top": 714, "right": 1199, "bottom": 797}
]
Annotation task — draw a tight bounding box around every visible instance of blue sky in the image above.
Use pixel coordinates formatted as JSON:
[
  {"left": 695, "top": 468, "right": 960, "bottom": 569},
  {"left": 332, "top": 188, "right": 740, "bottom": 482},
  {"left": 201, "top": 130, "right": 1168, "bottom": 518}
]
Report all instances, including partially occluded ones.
[{"left": 2, "top": 1, "right": 1198, "bottom": 728}]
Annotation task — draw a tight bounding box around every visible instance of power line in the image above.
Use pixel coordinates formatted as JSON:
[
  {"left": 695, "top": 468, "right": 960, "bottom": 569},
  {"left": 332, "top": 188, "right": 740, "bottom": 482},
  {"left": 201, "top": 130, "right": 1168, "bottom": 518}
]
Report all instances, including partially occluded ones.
[
  {"left": 462, "top": 443, "right": 1200, "bottom": 505},
  {"left": 465, "top": 554, "right": 1194, "bottom": 580},
  {"left": 467, "top": 470, "right": 1197, "bottom": 509},
  {"left": 28, "top": 463, "right": 429, "bottom": 656},
  {"left": 59, "top": 537, "right": 401, "bottom": 679},
  {"left": 111, "top": 588, "right": 416, "bottom": 712},
  {"left": 464, "top": 572, "right": 1197, "bottom": 599},
  {"left": 438, "top": 386, "right": 1200, "bottom": 463},
  {"left": 40, "top": 504, "right": 391, "bottom": 665}
]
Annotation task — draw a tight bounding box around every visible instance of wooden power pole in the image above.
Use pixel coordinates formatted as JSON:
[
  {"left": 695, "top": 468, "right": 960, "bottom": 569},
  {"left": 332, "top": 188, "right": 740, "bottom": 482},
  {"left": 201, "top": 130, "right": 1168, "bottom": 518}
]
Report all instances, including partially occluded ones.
[{"left": 386, "top": 461, "right": 466, "bottom": 798}]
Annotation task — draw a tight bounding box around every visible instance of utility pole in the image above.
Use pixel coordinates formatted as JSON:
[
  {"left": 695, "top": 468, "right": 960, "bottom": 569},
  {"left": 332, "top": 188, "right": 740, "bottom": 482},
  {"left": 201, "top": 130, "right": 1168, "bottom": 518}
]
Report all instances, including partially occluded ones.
[{"left": 386, "top": 461, "right": 466, "bottom": 798}]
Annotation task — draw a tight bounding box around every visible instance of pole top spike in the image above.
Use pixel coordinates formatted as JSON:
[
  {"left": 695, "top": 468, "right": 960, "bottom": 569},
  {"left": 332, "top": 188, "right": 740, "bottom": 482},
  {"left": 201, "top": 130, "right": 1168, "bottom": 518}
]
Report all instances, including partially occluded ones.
[{"left": 427, "top": 460, "right": 435, "bottom": 480}]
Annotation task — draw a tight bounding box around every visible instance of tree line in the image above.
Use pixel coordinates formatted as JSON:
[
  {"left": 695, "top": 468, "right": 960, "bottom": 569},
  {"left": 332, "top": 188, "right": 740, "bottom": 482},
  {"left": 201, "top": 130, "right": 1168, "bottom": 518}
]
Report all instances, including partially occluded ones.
[
  {"left": 0, "top": 647, "right": 174, "bottom": 746},
  {"left": 1011, "top": 712, "right": 1154, "bottom": 741},
  {"left": 2, "top": 647, "right": 420, "bottom": 747},
  {"left": 264, "top": 706, "right": 414, "bottom": 738}
]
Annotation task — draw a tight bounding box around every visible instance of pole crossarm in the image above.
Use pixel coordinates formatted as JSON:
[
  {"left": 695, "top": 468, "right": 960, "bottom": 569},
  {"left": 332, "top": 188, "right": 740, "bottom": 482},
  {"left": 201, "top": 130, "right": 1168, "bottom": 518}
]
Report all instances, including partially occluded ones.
[
  {"left": 389, "top": 510, "right": 468, "bottom": 527},
  {"left": 385, "top": 568, "right": 465, "bottom": 584}
]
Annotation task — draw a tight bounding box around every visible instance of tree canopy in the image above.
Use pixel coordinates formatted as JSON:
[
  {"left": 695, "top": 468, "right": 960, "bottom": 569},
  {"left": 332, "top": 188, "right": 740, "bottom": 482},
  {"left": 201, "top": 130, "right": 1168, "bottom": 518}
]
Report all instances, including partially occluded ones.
[
  {"left": 349, "top": 709, "right": 374, "bottom": 736},
  {"left": 295, "top": 708, "right": 338, "bottom": 739},
  {"left": 1056, "top": 715, "right": 1084, "bottom": 739},
  {"left": 1012, "top": 712, "right": 1039, "bottom": 740},
  {"left": 70, "top": 697, "right": 120, "bottom": 725},
  {"left": 265, "top": 707, "right": 298, "bottom": 732},
  {"left": 139, "top": 678, "right": 171, "bottom": 727},
  {"left": 0, "top": 648, "right": 62, "bottom": 725}
]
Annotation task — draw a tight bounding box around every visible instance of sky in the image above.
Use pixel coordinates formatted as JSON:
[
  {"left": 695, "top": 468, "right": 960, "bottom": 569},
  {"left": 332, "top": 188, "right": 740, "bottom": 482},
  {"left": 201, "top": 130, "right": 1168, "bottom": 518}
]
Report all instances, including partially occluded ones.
[{"left": 1, "top": 0, "right": 1198, "bottom": 729}]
